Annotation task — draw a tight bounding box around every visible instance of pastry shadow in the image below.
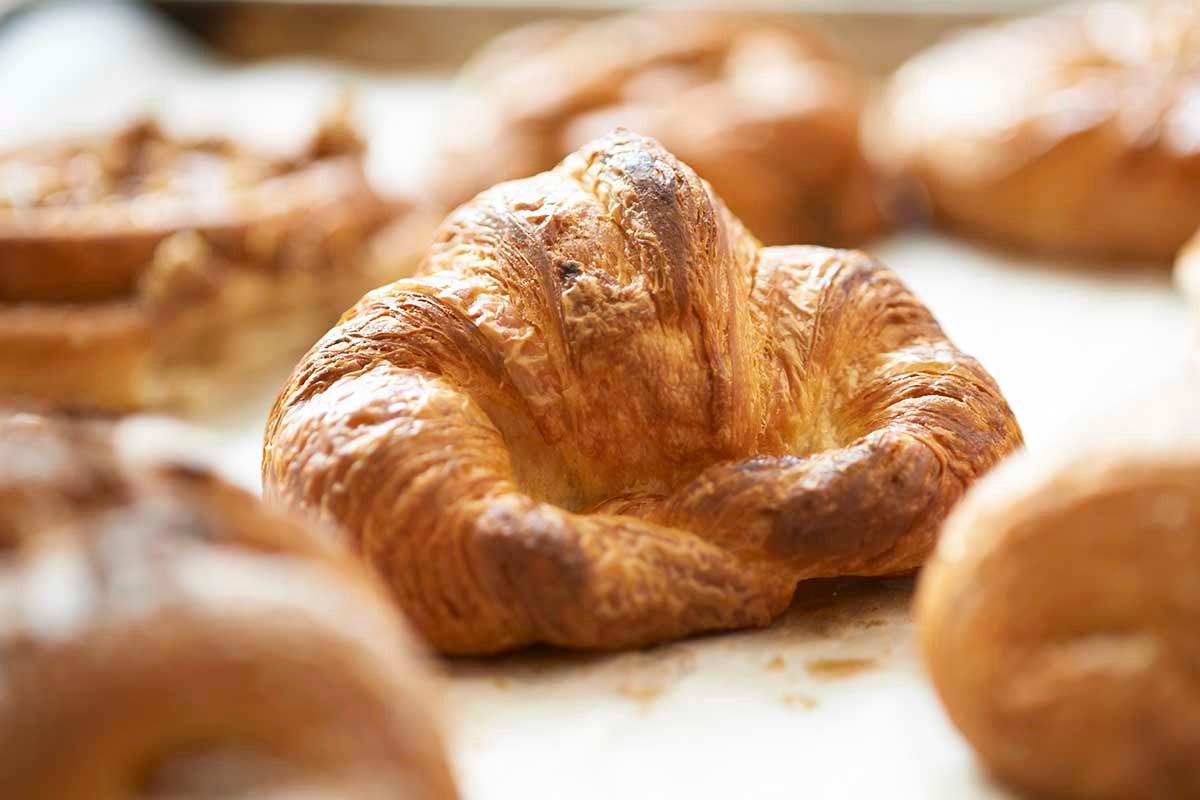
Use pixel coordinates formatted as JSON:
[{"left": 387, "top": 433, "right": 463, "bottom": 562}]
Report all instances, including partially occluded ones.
[{"left": 438, "top": 574, "right": 916, "bottom": 693}]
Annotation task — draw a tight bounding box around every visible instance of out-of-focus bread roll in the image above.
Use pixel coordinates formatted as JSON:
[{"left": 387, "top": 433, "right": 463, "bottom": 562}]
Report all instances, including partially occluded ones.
[
  {"left": 869, "top": 1, "right": 1200, "bottom": 263},
  {"left": 918, "top": 375, "right": 1200, "bottom": 800}
]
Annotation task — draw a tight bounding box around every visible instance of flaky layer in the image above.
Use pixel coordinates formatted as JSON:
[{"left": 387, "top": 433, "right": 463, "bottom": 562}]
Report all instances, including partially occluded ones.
[
  {"left": 0, "top": 412, "right": 458, "bottom": 800},
  {"left": 264, "top": 131, "right": 1021, "bottom": 654},
  {"left": 868, "top": 1, "right": 1200, "bottom": 263},
  {"left": 431, "top": 11, "right": 886, "bottom": 248}
]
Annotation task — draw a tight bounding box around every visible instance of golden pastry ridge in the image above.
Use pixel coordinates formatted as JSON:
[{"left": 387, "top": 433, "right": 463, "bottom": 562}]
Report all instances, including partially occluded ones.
[{"left": 264, "top": 131, "right": 1022, "bottom": 654}]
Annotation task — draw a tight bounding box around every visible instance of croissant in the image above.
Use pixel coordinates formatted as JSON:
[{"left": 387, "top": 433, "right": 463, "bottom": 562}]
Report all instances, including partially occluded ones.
[
  {"left": 0, "top": 118, "right": 399, "bottom": 412},
  {"left": 0, "top": 411, "right": 458, "bottom": 799},
  {"left": 867, "top": 1, "right": 1200, "bottom": 263},
  {"left": 427, "top": 11, "right": 886, "bottom": 249},
  {"left": 263, "top": 131, "right": 1021, "bottom": 654},
  {"left": 917, "top": 375, "right": 1200, "bottom": 800}
]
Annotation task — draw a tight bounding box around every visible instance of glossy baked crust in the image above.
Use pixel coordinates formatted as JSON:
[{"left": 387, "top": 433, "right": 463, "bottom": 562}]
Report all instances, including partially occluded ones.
[
  {"left": 868, "top": 1, "right": 1200, "bottom": 263},
  {"left": 429, "top": 11, "right": 886, "bottom": 248},
  {"left": 0, "top": 411, "right": 458, "bottom": 800},
  {"left": 0, "top": 120, "right": 400, "bottom": 412},
  {"left": 917, "top": 375, "right": 1200, "bottom": 800},
  {"left": 263, "top": 132, "right": 1021, "bottom": 654}
]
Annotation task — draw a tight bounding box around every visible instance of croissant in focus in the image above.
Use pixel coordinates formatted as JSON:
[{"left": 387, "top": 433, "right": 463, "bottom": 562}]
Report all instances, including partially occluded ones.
[
  {"left": 0, "top": 118, "right": 400, "bottom": 412},
  {"left": 0, "top": 412, "right": 458, "bottom": 799},
  {"left": 867, "top": 1, "right": 1200, "bottom": 263},
  {"left": 917, "top": 376, "right": 1200, "bottom": 800},
  {"left": 264, "top": 131, "right": 1022, "bottom": 655},
  {"left": 427, "top": 11, "right": 887, "bottom": 248}
]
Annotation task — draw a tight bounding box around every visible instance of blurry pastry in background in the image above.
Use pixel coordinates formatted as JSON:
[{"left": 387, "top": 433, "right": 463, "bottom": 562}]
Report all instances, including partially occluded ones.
[
  {"left": 0, "top": 114, "right": 403, "bottom": 413},
  {"left": 917, "top": 374, "right": 1200, "bottom": 800},
  {"left": 868, "top": 1, "right": 1200, "bottom": 264},
  {"left": 425, "top": 11, "right": 887, "bottom": 248},
  {"left": 0, "top": 411, "right": 459, "bottom": 800}
]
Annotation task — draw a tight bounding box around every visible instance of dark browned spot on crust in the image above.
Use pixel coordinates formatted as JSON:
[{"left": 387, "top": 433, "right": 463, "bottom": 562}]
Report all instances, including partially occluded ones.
[
  {"left": 556, "top": 259, "right": 583, "bottom": 284},
  {"left": 767, "top": 436, "right": 940, "bottom": 564},
  {"left": 475, "top": 504, "right": 592, "bottom": 642},
  {"left": 806, "top": 657, "right": 874, "bottom": 679},
  {"left": 598, "top": 141, "right": 695, "bottom": 314}
]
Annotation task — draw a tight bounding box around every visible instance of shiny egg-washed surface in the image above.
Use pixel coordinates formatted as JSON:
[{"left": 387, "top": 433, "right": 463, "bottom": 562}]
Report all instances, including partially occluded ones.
[
  {"left": 264, "top": 132, "right": 1022, "bottom": 654},
  {"left": 0, "top": 412, "right": 458, "bottom": 800},
  {"left": 431, "top": 11, "right": 886, "bottom": 248},
  {"left": 869, "top": 1, "right": 1200, "bottom": 263}
]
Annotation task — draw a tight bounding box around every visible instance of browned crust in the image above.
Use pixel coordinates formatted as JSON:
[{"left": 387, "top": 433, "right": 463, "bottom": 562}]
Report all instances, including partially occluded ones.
[
  {"left": 430, "top": 10, "right": 887, "bottom": 248},
  {"left": 0, "top": 411, "right": 459, "bottom": 800},
  {"left": 868, "top": 1, "right": 1200, "bottom": 263},
  {"left": 0, "top": 121, "right": 405, "bottom": 412},
  {"left": 263, "top": 131, "right": 1021, "bottom": 654},
  {"left": 916, "top": 376, "right": 1200, "bottom": 800}
]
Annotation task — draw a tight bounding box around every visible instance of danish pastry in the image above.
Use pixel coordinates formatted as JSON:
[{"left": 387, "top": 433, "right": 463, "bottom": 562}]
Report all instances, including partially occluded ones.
[
  {"left": 0, "top": 411, "right": 458, "bottom": 799},
  {"left": 428, "top": 11, "right": 886, "bottom": 248},
  {"left": 0, "top": 118, "right": 399, "bottom": 412},
  {"left": 869, "top": 1, "right": 1200, "bottom": 263},
  {"left": 263, "top": 131, "right": 1021, "bottom": 654}
]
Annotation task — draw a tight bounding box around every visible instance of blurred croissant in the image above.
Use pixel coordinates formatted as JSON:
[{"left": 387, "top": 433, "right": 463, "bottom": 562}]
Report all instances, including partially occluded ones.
[
  {"left": 264, "top": 131, "right": 1022, "bottom": 654},
  {"left": 428, "top": 10, "right": 886, "bottom": 248},
  {"left": 0, "top": 412, "right": 458, "bottom": 799}
]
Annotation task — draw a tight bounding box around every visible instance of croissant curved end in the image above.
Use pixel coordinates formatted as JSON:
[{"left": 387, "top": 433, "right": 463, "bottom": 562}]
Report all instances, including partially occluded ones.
[
  {"left": 916, "top": 375, "right": 1200, "bottom": 800},
  {"left": 264, "top": 130, "right": 1022, "bottom": 654}
]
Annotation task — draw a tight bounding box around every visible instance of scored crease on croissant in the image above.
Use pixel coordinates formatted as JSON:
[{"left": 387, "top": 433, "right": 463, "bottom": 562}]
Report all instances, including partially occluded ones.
[
  {"left": 867, "top": 1, "right": 1200, "bottom": 263},
  {"left": 0, "top": 411, "right": 458, "bottom": 800},
  {"left": 426, "top": 11, "right": 887, "bottom": 250},
  {"left": 263, "top": 131, "right": 1022, "bottom": 654},
  {"left": 0, "top": 117, "right": 403, "bottom": 412},
  {"left": 916, "top": 375, "right": 1200, "bottom": 800}
]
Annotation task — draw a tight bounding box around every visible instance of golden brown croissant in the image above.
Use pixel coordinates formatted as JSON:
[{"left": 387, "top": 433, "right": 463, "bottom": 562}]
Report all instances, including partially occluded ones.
[
  {"left": 867, "top": 1, "right": 1200, "bottom": 263},
  {"left": 0, "top": 118, "right": 401, "bottom": 412},
  {"left": 917, "top": 375, "right": 1200, "bottom": 800},
  {"left": 427, "top": 11, "right": 886, "bottom": 249},
  {"left": 0, "top": 412, "right": 458, "bottom": 799},
  {"left": 263, "top": 131, "right": 1021, "bottom": 654}
]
